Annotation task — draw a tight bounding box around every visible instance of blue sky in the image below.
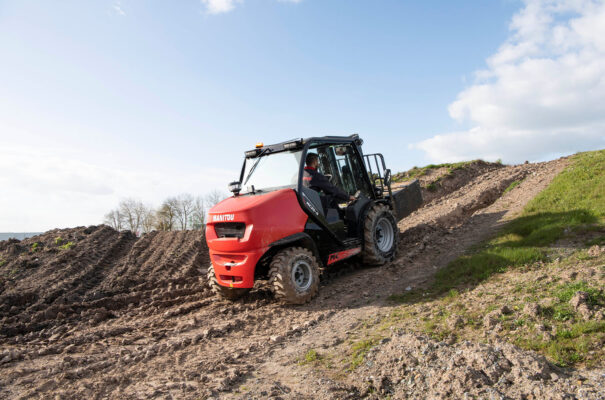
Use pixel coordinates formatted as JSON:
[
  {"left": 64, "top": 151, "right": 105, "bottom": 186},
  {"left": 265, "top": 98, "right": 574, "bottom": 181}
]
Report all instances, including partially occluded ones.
[{"left": 1, "top": 0, "right": 604, "bottom": 231}]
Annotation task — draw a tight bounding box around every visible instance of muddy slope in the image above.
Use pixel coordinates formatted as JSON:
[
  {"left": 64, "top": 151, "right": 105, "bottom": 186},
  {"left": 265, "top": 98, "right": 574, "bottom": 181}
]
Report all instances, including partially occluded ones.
[{"left": 2, "top": 156, "right": 601, "bottom": 400}]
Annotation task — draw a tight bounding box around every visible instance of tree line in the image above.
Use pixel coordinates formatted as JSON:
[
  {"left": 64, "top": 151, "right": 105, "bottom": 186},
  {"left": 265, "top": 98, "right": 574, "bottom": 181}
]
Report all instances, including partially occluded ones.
[{"left": 103, "top": 191, "right": 226, "bottom": 234}]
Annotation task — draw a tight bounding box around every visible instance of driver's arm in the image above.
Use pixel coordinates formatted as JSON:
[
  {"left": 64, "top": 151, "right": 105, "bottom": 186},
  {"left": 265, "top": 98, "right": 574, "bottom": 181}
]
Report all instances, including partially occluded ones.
[{"left": 312, "top": 174, "right": 352, "bottom": 202}]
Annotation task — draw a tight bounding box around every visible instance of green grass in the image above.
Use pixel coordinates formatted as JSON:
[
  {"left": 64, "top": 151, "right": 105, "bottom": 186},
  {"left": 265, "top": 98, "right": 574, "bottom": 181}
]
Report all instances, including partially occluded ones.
[
  {"left": 504, "top": 180, "right": 522, "bottom": 193},
  {"left": 299, "top": 349, "right": 320, "bottom": 365},
  {"left": 348, "top": 338, "right": 379, "bottom": 371},
  {"left": 30, "top": 242, "right": 40, "bottom": 252},
  {"left": 524, "top": 151, "right": 605, "bottom": 220},
  {"left": 587, "top": 235, "right": 605, "bottom": 246},
  {"left": 55, "top": 236, "right": 63, "bottom": 245},
  {"left": 59, "top": 241, "right": 75, "bottom": 250},
  {"left": 516, "top": 320, "right": 605, "bottom": 367},
  {"left": 426, "top": 182, "right": 438, "bottom": 192},
  {"left": 391, "top": 150, "right": 605, "bottom": 303},
  {"left": 297, "top": 348, "right": 338, "bottom": 373},
  {"left": 555, "top": 281, "right": 605, "bottom": 308},
  {"left": 548, "top": 304, "right": 575, "bottom": 322}
]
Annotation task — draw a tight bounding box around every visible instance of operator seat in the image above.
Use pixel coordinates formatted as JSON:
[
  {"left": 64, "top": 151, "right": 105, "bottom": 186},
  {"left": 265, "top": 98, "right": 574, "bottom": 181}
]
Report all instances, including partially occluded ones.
[
  {"left": 300, "top": 186, "right": 325, "bottom": 217},
  {"left": 301, "top": 187, "right": 340, "bottom": 223}
]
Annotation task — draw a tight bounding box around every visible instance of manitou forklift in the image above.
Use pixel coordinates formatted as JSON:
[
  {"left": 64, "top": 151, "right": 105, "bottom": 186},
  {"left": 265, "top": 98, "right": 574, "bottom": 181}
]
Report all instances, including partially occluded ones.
[{"left": 205, "top": 135, "right": 422, "bottom": 304}]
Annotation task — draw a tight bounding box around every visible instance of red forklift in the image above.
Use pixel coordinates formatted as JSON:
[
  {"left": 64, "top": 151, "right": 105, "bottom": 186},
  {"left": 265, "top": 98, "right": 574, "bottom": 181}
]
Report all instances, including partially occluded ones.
[{"left": 205, "top": 135, "right": 422, "bottom": 304}]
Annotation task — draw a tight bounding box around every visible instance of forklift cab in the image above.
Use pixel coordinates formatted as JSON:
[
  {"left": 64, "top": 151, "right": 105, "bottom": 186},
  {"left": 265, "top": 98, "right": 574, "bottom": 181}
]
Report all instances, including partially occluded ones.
[{"left": 298, "top": 139, "right": 374, "bottom": 242}]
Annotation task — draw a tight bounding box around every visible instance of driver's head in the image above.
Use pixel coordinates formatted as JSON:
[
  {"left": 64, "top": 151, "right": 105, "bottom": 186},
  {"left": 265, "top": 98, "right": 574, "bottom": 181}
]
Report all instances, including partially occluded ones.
[{"left": 305, "top": 153, "right": 319, "bottom": 169}]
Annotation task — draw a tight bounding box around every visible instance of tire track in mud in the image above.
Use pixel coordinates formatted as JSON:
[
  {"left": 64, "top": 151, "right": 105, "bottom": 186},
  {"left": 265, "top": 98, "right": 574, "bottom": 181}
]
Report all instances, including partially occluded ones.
[
  {"left": 3, "top": 293, "right": 331, "bottom": 399},
  {"left": 0, "top": 229, "right": 208, "bottom": 340},
  {"left": 0, "top": 158, "right": 570, "bottom": 399}
]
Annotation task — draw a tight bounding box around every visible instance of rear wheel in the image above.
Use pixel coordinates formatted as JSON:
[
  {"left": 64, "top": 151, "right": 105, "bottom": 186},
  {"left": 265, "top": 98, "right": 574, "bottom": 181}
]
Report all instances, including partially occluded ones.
[
  {"left": 362, "top": 203, "right": 398, "bottom": 265},
  {"left": 269, "top": 247, "right": 320, "bottom": 304},
  {"left": 207, "top": 264, "right": 250, "bottom": 300}
]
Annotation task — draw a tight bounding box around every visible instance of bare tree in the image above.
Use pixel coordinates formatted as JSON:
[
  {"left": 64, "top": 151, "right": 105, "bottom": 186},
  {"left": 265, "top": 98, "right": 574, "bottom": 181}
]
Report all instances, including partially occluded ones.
[
  {"left": 174, "top": 193, "right": 195, "bottom": 230},
  {"left": 104, "top": 190, "right": 228, "bottom": 234},
  {"left": 119, "top": 198, "right": 146, "bottom": 234},
  {"left": 155, "top": 198, "right": 178, "bottom": 231},
  {"left": 140, "top": 205, "right": 156, "bottom": 234},
  {"left": 104, "top": 209, "right": 122, "bottom": 230},
  {"left": 205, "top": 189, "right": 228, "bottom": 208},
  {"left": 189, "top": 196, "right": 205, "bottom": 230}
]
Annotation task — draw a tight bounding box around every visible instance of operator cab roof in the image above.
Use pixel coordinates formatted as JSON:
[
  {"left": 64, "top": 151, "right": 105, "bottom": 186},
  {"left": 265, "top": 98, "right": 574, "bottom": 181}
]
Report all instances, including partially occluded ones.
[{"left": 245, "top": 134, "right": 364, "bottom": 158}]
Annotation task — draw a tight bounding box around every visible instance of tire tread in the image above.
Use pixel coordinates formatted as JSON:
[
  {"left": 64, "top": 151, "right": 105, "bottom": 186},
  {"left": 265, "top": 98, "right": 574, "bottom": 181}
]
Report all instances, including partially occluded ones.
[
  {"left": 362, "top": 203, "right": 399, "bottom": 265},
  {"left": 268, "top": 247, "right": 320, "bottom": 304}
]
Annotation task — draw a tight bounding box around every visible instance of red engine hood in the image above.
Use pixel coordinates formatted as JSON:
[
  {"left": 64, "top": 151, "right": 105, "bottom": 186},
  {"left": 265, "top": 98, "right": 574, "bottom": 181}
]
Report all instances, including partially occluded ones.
[
  {"left": 205, "top": 188, "right": 308, "bottom": 251},
  {"left": 209, "top": 189, "right": 292, "bottom": 216}
]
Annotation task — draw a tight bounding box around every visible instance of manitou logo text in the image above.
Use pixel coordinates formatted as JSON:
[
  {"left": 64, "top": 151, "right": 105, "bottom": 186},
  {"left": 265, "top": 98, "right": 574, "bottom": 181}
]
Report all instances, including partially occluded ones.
[{"left": 213, "top": 214, "right": 235, "bottom": 222}]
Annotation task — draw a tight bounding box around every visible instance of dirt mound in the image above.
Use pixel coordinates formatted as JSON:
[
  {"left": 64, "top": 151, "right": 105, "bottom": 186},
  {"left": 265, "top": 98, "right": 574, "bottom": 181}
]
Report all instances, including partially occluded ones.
[
  {"left": 393, "top": 160, "right": 504, "bottom": 204},
  {"left": 351, "top": 331, "right": 604, "bottom": 399},
  {"left": 0, "top": 226, "right": 208, "bottom": 338}
]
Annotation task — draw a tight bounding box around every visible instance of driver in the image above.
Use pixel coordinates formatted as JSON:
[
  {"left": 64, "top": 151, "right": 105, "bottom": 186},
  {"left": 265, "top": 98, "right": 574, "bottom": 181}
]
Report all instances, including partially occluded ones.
[{"left": 303, "top": 153, "right": 355, "bottom": 203}]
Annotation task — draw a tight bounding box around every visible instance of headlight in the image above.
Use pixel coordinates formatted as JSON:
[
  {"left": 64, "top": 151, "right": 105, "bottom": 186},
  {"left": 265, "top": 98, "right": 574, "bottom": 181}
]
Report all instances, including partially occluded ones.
[{"left": 228, "top": 181, "right": 241, "bottom": 195}]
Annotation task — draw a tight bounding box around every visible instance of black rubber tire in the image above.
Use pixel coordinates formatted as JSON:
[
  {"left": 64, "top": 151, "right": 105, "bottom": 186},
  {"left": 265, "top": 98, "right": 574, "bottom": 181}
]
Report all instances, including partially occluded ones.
[
  {"left": 269, "top": 247, "right": 320, "bottom": 304},
  {"left": 362, "top": 203, "right": 399, "bottom": 265},
  {"left": 207, "top": 264, "right": 250, "bottom": 301}
]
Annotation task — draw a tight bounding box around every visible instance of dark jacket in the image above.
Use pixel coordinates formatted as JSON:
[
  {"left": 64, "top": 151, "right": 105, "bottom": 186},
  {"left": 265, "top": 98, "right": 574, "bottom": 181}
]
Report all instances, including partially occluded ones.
[{"left": 302, "top": 166, "right": 349, "bottom": 201}]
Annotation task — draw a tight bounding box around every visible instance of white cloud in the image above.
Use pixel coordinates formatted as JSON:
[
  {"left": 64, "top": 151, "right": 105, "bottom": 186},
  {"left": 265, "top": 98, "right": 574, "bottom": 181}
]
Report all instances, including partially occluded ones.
[
  {"left": 112, "top": 1, "right": 126, "bottom": 16},
  {"left": 201, "top": 0, "right": 241, "bottom": 14},
  {"left": 200, "top": 0, "right": 301, "bottom": 15},
  {"left": 0, "top": 146, "right": 236, "bottom": 232},
  {"left": 415, "top": 0, "right": 605, "bottom": 163}
]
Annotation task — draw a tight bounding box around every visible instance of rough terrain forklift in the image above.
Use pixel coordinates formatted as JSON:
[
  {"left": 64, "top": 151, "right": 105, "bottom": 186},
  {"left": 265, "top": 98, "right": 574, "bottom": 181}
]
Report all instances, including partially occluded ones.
[{"left": 205, "top": 135, "right": 422, "bottom": 304}]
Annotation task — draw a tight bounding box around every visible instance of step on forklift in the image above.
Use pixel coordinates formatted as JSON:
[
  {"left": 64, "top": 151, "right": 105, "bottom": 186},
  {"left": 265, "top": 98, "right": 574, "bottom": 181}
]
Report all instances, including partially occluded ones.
[{"left": 205, "top": 134, "right": 422, "bottom": 304}]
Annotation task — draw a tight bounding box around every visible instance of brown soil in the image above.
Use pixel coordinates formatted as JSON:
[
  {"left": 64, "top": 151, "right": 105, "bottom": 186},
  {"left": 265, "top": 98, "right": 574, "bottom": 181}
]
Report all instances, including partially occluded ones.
[
  {"left": 1, "top": 156, "right": 602, "bottom": 399},
  {"left": 350, "top": 332, "right": 604, "bottom": 400}
]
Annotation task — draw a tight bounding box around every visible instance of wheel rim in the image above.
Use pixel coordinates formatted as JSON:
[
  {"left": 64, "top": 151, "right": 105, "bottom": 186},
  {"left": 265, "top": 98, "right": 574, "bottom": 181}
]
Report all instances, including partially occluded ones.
[
  {"left": 291, "top": 259, "right": 312, "bottom": 291},
  {"left": 375, "top": 217, "right": 394, "bottom": 252}
]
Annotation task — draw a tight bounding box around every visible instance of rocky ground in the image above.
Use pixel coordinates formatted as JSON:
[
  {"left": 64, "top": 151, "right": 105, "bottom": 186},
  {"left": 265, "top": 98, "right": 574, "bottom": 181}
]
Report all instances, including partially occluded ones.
[{"left": 1, "top": 156, "right": 602, "bottom": 399}]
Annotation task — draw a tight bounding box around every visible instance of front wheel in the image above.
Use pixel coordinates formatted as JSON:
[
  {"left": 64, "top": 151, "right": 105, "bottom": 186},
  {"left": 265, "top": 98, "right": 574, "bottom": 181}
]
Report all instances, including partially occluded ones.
[
  {"left": 207, "top": 264, "right": 250, "bottom": 301},
  {"left": 269, "top": 247, "right": 320, "bottom": 304},
  {"left": 362, "top": 204, "right": 398, "bottom": 265}
]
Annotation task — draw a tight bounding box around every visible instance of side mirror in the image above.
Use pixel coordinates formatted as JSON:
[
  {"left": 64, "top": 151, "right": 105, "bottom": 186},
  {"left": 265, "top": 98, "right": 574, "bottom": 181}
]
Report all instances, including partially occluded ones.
[{"left": 228, "top": 181, "right": 241, "bottom": 196}]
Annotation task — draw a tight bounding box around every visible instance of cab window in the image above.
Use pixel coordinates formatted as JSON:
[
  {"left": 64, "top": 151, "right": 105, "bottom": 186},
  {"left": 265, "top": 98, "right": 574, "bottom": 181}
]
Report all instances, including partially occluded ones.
[{"left": 313, "top": 144, "right": 371, "bottom": 196}]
